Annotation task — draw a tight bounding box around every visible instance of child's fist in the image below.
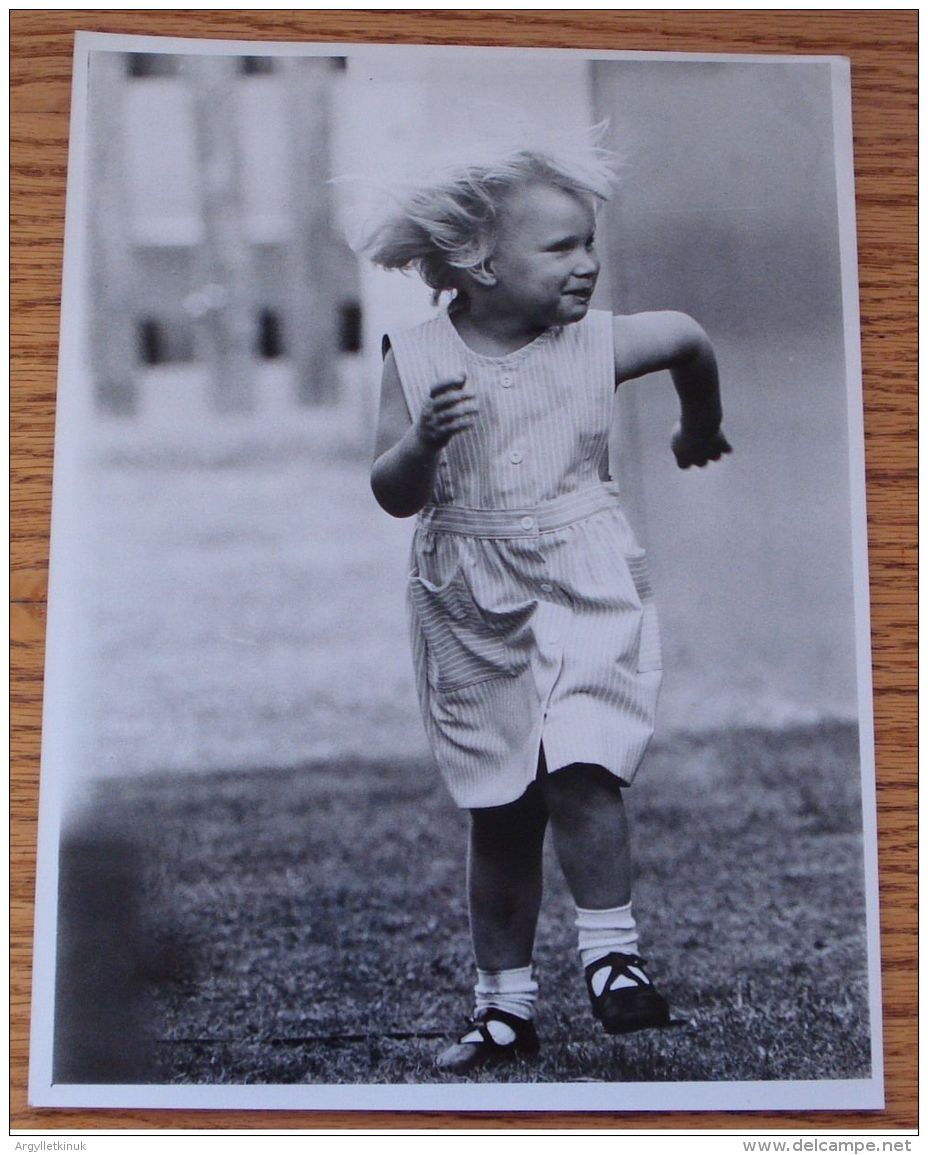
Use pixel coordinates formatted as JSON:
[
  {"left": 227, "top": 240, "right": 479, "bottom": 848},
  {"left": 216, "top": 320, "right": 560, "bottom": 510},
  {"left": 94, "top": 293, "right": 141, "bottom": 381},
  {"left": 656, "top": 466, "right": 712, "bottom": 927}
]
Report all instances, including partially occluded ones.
[
  {"left": 417, "top": 375, "right": 478, "bottom": 450},
  {"left": 671, "top": 421, "right": 732, "bottom": 469}
]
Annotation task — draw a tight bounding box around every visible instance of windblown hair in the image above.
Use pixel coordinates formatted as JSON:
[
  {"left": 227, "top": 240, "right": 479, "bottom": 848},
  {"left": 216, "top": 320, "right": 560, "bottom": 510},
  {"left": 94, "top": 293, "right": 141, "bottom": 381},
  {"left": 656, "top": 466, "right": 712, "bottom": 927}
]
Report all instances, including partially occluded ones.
[{"left": 355, "top": 137, "right": 620, "bottom": 298}]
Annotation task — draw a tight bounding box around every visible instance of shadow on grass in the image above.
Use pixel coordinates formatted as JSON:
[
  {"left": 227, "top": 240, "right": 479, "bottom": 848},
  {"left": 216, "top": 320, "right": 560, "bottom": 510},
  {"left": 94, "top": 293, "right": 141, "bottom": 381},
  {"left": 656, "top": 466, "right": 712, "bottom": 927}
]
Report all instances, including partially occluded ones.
[{"left": 53, "top": 722, "right": 872, "bottom": 1086}]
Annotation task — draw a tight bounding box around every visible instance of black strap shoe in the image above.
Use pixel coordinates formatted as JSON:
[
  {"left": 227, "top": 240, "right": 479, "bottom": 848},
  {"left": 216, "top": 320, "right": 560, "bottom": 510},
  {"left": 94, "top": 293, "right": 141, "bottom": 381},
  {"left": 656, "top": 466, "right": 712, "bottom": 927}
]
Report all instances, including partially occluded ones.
[
  {"left": 436, "top": 1007, "right": 540, "bottom": 1074},
  {"left": 585, "top": 952, "right": 671, "bottom": 1035}
]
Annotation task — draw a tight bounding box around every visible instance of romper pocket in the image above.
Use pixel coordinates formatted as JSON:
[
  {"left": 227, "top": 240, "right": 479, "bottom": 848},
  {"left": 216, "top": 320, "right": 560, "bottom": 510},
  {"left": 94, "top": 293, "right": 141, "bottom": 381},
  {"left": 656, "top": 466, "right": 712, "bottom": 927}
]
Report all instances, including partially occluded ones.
[
  {"left": 626, "top": 550, "right": 663, "bottom": 675},
  {"left": 409, "top": 567, "right": 536, "bottom": 693}
]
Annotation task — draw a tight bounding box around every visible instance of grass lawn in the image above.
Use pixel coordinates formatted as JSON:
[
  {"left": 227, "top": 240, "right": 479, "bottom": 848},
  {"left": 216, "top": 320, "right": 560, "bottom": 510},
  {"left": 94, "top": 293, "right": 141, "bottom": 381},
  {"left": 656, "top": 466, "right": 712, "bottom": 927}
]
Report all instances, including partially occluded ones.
[{"left": 56, "top": 721, "right": 872, "bottom": 1087}]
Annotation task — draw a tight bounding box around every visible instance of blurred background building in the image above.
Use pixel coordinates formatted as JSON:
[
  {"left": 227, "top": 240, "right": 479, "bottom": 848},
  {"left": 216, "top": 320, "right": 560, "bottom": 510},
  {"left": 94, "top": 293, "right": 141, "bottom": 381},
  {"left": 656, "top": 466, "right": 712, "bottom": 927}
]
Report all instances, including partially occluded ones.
[
  {"left": 87, "top": 51, "right": 359, "bottom": 421},
  {"left": 84, "top": 49, "right": 594, "bottom": 438},
  {"left": 69, "top": 47, "right": 862, "bottom": 781}
]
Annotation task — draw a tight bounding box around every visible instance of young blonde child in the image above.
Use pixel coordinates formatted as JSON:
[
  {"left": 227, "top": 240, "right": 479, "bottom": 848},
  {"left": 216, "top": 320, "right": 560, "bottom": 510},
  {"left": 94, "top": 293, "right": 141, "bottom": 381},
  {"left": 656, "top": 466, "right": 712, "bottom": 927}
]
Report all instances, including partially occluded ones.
[{"left": 364, "top": 140, "right": 731, "bottom": 1073}]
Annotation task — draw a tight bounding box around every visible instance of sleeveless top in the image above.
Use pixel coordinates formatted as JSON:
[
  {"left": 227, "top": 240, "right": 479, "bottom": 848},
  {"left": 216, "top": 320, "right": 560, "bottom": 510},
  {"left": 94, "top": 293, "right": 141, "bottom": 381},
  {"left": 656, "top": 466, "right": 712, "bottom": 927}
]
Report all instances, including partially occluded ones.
[
  {"left": 390, "top": 308, "right": 615, "bottom": 508},
  {"left": 387, "top": 308, "right": 661, "bottom": 809}
]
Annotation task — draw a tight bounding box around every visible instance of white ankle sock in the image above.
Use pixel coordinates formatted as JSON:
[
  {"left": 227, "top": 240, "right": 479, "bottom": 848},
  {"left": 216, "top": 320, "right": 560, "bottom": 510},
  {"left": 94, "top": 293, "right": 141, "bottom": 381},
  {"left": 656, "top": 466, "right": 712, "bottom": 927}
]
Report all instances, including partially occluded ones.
[
  {"left": 575, "top": 903, "right": 642, "bottom": 996},
  {"left": 462, "top": 965, "right": 538, "bottom": 1044}
]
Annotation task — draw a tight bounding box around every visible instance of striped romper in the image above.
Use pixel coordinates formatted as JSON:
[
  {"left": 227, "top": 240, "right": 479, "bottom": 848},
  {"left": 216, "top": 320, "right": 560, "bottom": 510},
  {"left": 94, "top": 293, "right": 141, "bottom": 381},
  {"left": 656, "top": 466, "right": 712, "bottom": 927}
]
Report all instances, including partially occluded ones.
[{"left": 388, "top": 308, "right": 662, "bottom": 809}]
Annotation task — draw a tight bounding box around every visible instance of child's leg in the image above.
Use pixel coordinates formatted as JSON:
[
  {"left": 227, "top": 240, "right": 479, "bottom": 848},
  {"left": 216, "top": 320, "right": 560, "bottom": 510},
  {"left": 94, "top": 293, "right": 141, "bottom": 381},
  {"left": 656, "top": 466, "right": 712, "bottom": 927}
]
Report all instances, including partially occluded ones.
[
  {"left": 540, "top": 762, "right": 630, "bottom": 908},
  {"left": 436, "top": 783, "right": 548, "bottom": 1073},
  {"left": 541, "top": 762, "right": 669, "bottom": 1034},
  {"left": 467, "top": 779, "right": 548, "bottom": 970}
]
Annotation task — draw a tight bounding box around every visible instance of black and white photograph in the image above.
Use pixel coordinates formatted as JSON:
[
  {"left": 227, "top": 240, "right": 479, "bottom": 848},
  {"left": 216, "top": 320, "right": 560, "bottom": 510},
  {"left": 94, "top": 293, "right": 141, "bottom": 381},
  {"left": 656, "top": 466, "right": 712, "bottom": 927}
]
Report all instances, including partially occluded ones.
[{"left": 29, "top": 32, "right": 881, "bottom": 1112}]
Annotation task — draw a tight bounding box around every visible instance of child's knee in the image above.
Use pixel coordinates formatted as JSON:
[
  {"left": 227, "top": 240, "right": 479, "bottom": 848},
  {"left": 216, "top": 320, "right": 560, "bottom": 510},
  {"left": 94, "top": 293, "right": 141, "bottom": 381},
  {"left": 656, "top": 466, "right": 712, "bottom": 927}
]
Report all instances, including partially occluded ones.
[
  {"left": 470, "top": 788, "right": 547, "bottom": 856},
  {"left": 543, "top": 762, "right": 623, "bottom": 822}
]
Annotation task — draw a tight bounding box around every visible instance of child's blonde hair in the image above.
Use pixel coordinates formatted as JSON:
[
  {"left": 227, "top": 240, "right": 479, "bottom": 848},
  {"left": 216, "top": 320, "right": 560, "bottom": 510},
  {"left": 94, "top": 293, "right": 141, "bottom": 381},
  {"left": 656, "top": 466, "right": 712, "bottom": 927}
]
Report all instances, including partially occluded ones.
[{"left": 356, "top": 135, "right": 620, "bottom": 298}]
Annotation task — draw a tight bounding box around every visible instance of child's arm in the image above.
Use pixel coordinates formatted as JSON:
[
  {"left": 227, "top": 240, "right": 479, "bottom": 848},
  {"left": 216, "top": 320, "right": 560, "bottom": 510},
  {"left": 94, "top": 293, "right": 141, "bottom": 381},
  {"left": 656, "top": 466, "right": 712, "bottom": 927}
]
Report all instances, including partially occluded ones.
[
  {"left": 613, "top": 311, "right": 732, "bottom": 468},
  {"left": 371, "top": 350, "right": 477, "bottom": 517}
]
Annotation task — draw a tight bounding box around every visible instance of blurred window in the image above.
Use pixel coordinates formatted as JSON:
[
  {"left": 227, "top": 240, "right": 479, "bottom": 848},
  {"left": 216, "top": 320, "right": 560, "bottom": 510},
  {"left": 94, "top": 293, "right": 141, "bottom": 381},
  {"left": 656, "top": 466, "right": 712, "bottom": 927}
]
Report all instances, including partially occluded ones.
[
  {"left": 241, "top": 57, "right": 276, "bottom": 76},
  {"left": 137, "top": 318, "right": 196, "bottom": 365},
  {"left": 338, "top": 301, "right": 363, "bottom": 354},
  {"left": 126, "top": 54, "right": 180, "bottom": 79},
  {"left": 256, "top": 309, "right": 286, "bottom": 359}
]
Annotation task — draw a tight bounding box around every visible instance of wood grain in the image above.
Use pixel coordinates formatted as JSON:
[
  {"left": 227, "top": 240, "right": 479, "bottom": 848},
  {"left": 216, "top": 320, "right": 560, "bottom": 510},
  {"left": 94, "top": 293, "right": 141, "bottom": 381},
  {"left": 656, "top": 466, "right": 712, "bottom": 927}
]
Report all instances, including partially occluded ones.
[{"left": 11, "top": 9, "right": 916, "bottom": 1132}]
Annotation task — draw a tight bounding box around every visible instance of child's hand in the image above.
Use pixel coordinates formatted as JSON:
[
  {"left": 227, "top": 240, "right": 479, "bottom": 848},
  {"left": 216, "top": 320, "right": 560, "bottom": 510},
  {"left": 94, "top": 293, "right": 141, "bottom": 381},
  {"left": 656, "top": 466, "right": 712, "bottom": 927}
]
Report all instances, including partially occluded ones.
[
  {"left": 671, "top": 421, "right": 733, "bottom": 469},
  {"left": 416, "top": 375, "right": 477, "bottom": 450}
]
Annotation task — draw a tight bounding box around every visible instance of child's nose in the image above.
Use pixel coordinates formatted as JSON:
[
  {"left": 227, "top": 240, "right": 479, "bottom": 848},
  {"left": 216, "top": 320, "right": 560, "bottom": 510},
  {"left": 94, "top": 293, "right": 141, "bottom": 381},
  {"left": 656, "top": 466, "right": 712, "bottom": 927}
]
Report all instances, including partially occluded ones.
[{"left": 575, "top": 248, "right": 600, "bottom": 278}]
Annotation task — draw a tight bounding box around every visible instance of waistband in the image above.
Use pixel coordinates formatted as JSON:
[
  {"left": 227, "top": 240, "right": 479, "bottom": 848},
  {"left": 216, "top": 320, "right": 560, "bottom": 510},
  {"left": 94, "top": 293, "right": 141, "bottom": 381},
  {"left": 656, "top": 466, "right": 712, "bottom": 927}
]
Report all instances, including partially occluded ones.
[{"left": 418, "top": 483, "right": 622, "bottom": 539}]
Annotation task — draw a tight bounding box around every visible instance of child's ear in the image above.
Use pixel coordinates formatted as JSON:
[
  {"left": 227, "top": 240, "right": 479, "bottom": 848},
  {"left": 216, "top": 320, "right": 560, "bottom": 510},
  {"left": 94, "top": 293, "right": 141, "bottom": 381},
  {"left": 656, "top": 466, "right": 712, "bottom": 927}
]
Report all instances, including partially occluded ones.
[{"left": 466, "top": 260, "right": 497, "bottom": 288}]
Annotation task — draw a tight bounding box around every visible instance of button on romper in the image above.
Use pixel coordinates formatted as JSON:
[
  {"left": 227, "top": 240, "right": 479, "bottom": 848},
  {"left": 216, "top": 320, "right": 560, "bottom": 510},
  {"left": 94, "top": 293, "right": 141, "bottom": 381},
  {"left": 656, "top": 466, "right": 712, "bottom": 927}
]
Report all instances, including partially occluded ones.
[{"left": 388, "top": 309, "right": 662, "bottom": 809}]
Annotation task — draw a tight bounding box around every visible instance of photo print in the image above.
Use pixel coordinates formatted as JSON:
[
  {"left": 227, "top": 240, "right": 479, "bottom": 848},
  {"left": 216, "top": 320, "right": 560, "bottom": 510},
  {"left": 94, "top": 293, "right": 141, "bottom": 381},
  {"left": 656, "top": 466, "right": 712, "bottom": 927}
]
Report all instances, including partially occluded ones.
[{"left": 29, "top": 32, "right": 880, "bottom": 1112}]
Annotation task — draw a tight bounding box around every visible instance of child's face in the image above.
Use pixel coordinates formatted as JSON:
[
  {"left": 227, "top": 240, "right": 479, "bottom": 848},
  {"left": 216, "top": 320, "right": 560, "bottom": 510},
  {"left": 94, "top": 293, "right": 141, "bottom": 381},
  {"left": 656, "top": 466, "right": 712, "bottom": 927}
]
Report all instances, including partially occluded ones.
[{"left": 485, "top": 182, "right": 600, "bottom": 329}]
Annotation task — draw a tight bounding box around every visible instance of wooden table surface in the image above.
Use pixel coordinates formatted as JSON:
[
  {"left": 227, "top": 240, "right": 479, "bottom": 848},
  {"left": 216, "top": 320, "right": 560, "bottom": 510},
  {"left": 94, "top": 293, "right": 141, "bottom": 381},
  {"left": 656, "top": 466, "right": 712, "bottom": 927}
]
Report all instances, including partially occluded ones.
[{"left": 10, "top": 8, "right": 917, "bottom": 1133}]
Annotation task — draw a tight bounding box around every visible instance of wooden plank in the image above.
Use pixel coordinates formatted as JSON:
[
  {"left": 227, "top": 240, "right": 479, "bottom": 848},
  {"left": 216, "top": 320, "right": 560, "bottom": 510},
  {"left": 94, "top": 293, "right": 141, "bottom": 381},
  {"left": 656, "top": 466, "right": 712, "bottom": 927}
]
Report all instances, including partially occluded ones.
[
  {"left": 283, "top": 56, "right": 342, "bottom": 405},
  {"left": 11, "top": 8, "right": 916, "bottom": 1132},
  {"left": 87, "top": 50, "right": 140, "bottom": 415},
  {"left": 188, "top": 54, "right": 256, "bottom": 411}
]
